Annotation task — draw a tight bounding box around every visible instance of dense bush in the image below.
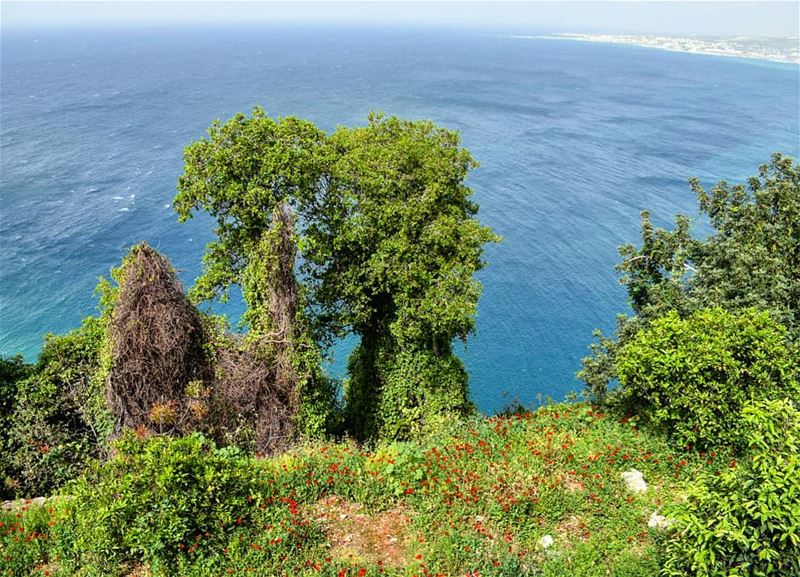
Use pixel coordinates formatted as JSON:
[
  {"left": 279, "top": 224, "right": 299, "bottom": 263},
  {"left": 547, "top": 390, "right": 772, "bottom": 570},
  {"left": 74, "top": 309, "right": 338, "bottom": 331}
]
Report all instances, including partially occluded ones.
[
  {"left": 581, "top": 154, "right": 800, "bottom": 397},
  {"left": 614, "top": 307, "right": 799, "bottom": 451},
  {"left": 64, "top": 432, "right": 263, "bottom": 574},
  {"left": 8, "top": 318, "right": 111, "bottom": 497},
  {"left": 0, "top": 355, "right": 33, "bottom": 498},
  {"left": 662, "top": 398, "right": 800, "bottom": 576}
]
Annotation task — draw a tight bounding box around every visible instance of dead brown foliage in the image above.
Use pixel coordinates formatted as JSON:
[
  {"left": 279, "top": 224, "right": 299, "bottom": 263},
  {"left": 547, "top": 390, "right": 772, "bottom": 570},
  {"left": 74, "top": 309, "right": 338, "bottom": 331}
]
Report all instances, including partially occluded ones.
[
  {"left": 211, "top": 337, "right": 297, "bottom": 454},
  {"left": 209, "top": 203, "right": 307, "bottom": 454},
  {"left": 106, "top": 220, "right": 310, "bottom": 453},
  {"left": 262, "top": 205, "right": 303, "bottom": 417},
  {"left": 106, "top": 243, "right": 210, "bottom": 434}
]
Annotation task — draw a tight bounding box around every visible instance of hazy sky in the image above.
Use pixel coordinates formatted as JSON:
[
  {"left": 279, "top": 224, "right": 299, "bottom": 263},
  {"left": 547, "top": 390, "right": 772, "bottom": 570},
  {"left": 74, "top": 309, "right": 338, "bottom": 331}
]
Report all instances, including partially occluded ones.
[{"left": 2, "top": 1, "right": 799, "bottom": 37}]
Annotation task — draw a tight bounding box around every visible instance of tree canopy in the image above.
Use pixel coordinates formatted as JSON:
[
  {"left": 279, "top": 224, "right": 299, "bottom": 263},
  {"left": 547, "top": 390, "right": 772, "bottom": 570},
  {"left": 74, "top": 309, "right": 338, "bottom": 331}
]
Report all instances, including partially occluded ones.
[
  {"left": 304, "top": 114, "right": 496, "bottom": 345},
  {"left": 580, "top": 153, "right": 800, "bottom": 399},
  {"left": 175, "top": 109, "right": 497, "bottom": 439},
  {"left": 174, "top": 107, "right": 327, "bottom": 308},
  {"left": 617, "top": 153, "right": 799, "bottom": 325}
]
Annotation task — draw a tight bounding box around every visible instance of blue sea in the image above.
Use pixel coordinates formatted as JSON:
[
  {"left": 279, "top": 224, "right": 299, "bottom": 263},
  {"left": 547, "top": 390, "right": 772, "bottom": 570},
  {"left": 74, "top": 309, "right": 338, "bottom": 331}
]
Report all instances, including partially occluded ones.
[{"left": 1, "top": 26, "right": 798, "bottom": 413}]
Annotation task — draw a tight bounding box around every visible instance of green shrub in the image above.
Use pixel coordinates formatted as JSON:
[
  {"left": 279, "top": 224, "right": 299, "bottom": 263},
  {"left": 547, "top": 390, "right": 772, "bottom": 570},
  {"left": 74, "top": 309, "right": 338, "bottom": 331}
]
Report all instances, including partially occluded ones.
[
  {"left": 661, "top": 398, "right": 800, "bottom": 576},
  {"left": 64, "top": 432, "right": 261, "bottom": 574},
  {"left": 0, "top": 355, "right": 33, "bottom": 498},
  {"left": 10, "top": 318, "right": 111, "bottom": 496},
  {"left": 615, "top": 307, "right": 799, "bottom": 451},
  {"left": 581, "top": 154, "right": 800, "bottom": 400}
]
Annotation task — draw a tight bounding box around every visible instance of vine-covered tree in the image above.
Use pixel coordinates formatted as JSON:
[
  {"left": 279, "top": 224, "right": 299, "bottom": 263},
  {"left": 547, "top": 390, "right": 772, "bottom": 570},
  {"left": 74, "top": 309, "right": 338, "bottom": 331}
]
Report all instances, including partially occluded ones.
[
  {"left": 174, "top": 107, "right": 327, "bottom": 308},
  {"left": 304, "top": 114, "right": 499, "bottom": 439},
  {"left": 177, "top": 109, "right": 497, "bottom": 440},
  {"left": 175, "top": 108, "right": 337, "bottom": 440}
]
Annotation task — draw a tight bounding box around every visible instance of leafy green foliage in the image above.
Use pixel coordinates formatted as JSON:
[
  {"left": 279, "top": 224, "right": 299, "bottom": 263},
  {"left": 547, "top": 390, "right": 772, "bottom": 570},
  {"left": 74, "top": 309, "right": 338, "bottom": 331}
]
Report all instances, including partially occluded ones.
[
  {"left": 346, "top": 339, "right": 474, "bottom": 440},
  {"left": 307, "top": 114, "right": 497, "bottom": 344},
  {"left": 0, "top": 355, "right": 33, "bottom": 498},
  {"left": 177, "top": 110, "right": 497, "bottom": 441},
  {"left": 174, "top": 107, "right": 327, "bottom": 306},
  {"left": 63, "top": 432, "right": 266, "bottom": 574},
  {"left": 615, "top": 308, "right": 799, "bottom": 451},
  {"left": 689, "top": 155, "right": 800, "bottom": 329},
  {"left": 9, "top": 318, "right": 112, "bottom": 497},
  {"left": 620, "top": 153, "right": 799, "bottom": 325},
  {"left": 662, "top": 398, "right": 800, "bottom": 576},
  {"left": 581, "top": 154, "right": 800, "bottom": 396},
  {"left": 305, "top": 114, "right": 498, "bottom": 439},
  {"left": 1, "top": 403, "right": 713, "bottom": 577},
  {"left": 618, "top": 213, "right": 694, "bottom": 320}
]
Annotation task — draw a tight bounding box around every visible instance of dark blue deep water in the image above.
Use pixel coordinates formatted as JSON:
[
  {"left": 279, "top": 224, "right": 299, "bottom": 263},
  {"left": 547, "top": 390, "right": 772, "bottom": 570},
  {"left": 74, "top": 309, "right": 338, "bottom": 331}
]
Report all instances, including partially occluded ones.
[{"left": 2, "top": 26, "right": 798, "bottom": 412}]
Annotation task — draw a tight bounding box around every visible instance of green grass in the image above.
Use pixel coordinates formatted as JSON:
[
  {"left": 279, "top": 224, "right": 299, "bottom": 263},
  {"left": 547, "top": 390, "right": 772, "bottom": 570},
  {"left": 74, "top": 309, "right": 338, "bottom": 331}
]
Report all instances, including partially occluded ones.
[{"left": 1, "top": 402, "right": 723, "bottom": 577}]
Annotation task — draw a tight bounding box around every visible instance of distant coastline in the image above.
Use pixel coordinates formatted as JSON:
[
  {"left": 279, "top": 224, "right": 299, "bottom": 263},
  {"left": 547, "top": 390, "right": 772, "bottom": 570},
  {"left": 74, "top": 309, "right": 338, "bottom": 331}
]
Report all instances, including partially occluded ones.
[{"left": 521, "top": 33, "right": 800, "bottom": 64}]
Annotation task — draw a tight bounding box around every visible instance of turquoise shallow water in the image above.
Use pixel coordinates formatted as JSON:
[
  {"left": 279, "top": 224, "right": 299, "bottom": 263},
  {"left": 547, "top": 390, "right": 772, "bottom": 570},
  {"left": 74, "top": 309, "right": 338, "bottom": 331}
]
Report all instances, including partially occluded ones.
[{"left": 1, "top": 26, "right": 798, "bottom": 412}]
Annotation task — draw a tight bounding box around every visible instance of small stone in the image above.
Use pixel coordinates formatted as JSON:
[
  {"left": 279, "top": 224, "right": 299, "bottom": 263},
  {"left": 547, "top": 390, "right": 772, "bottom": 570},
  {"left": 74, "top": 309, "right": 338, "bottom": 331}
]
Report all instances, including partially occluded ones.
[
  {"left": 339, "top": 513, "right": 348, "bottom": 520},
  {"left": 648, "top": 511, "right": 672, "bottom": 530},
  {"left": 538, "top": 534, "right": 554, "bottom": 549},
  {"left": 622, "top": 469, "right": 648, "bottom": 493}
]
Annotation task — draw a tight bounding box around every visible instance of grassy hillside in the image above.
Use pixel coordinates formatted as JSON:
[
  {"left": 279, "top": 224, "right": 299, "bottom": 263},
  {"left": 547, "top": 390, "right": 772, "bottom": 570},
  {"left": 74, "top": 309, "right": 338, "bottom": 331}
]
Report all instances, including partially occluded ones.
[{"left": 1, "top": 402, "right": 720, "bottom": 577}]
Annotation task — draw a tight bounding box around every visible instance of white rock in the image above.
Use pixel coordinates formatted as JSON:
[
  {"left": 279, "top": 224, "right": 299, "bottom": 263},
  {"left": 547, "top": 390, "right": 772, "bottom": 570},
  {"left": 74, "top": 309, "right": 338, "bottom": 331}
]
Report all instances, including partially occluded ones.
[
  {"left": 538, "top": 534, "right": 554, "bottom": 549},
  {"left": 648, "top": 511, "right": 672, "bottom": 530},
  {"left": 621, "top": 469, "right": 648, "bottom": 493}
]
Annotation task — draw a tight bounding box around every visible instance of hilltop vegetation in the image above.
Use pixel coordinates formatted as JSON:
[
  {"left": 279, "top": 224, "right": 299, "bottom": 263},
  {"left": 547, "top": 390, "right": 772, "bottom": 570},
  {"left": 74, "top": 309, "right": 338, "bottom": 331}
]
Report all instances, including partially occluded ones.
[
  {"left": 0, "top": 404, "right": 734, "bottom": 577},
  {"left": 1, "top": 110, "right": 798, "bottom": 576}
]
